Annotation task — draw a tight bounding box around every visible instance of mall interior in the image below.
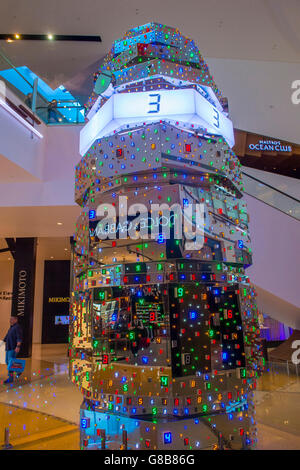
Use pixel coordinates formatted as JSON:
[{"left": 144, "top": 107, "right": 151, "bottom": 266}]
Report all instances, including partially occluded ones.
[{"left": 0, "top": 0, "right": 299, "bottom": 452}]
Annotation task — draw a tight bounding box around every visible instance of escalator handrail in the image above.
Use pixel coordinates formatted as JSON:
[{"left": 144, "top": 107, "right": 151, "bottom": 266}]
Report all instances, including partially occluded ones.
[{"left": 242, "top": 171, "right": 300, "bottom": 204}]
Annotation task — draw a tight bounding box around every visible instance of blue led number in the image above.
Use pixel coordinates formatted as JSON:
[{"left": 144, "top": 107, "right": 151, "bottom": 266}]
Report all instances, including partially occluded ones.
[
  {"left": 164, "top": 432, "right": 172, "bottom": 444},
  {"left": 157, "top": 233, "right": 165, "bottom": 244},
  {"left": 148, "top": 93, "right": 161, "bottom": 113},
  {"left": 81, "top": 417, "right": 90, "bottom": 429},
  {"left": 212, "top": 107, "right": 220, "bottom": 128}
]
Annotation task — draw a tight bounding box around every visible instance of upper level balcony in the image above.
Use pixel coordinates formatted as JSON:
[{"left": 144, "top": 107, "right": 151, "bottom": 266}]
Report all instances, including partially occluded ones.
[{"left": 0, "top": 48, "right": 85, "bottom": 126}]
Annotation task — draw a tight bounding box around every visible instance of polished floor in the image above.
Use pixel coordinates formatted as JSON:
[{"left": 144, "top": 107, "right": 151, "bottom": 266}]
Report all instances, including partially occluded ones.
[
  {"left": 0, "top": 344, "right": 81, "bottom": 449},
  {"left": 0, "top": 344, "right": 300, "bottom": 450}
]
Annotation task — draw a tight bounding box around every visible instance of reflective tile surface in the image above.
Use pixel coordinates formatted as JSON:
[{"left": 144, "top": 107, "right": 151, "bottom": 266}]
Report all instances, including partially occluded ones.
[{"left": 1, "top": 345, "right": 300, "bottom": 450}]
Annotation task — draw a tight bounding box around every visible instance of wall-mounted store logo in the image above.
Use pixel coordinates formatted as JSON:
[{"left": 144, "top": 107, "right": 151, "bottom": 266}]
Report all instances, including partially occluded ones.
[
  {"left": 17, "top": 270, "right": 27, "bottom": 317},
  {"left": 248, "top": 140, "right": 292, "bottom": 153},
  {"left": 291, "top": 80, "right": 300, "bottom": 105},
  {"left": 48, "top": 297, "right": 70, "bottom": 303}
]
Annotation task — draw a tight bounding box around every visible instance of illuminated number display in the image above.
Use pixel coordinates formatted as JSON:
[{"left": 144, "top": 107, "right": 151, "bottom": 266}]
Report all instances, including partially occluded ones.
[
  {"left": 177, "top": 287, "right": 184, "bottom": 298},
  {"left": 102, "top": 354, "right": 109, "bottom": 364},
  {"left": 160, "top": 376, "right": 169, "bottom": 387},
  {"left": 98, "top": 291, "right": 105, "bottom": 300},
  {"left": 212, "top": 107, "right": 220, "bottom": 128},
  {"left": 164, "top": 432, "right": 172, "bottom": 444},
  {"left": 81, "top": 417, "right": 90, "bottom": 429},
  {"left": 182, "top": 353, "right": 191, "bottom": 365},
  {"left": 148, "top": 93, "right": 161, "bottom": 113}
]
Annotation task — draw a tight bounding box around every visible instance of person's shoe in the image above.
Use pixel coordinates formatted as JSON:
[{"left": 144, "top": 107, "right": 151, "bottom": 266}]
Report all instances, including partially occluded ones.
[{"left": 4, "top": 378, "right": 13, "bottom": 384}]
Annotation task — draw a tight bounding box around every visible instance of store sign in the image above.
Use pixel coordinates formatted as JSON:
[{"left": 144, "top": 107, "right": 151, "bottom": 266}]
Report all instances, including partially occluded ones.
[
  {"left": 0, "top": 291, "right": 12, "bottom": 301},
  {"left": 90, "top": 213, "right": 176, "bottom": 240},
  {"left": 16, "top": 270, "right": 27, "bottom": 316},
  {"left": 48, "top": 297, "right": 70, "bottom": 303},
  {"left": 80, "top": 88, "right": 234, "bottom": 155},
  {"left": 248, "top": 140, "right": 292, "bottom": 153}
]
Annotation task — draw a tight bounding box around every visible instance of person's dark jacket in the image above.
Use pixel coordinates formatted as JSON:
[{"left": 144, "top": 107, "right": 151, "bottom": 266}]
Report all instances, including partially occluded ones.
[{"left": 4, "top": 323, "right": 23, "bottom": 351}]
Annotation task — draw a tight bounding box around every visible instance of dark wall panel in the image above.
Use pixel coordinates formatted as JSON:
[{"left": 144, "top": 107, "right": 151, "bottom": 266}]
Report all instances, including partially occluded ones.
[
  {"left": 11, "top": 238, "right": 37, "bottom": 357},
  {"left": 42, "top": 260, "right": 70, "bottom": 344}
]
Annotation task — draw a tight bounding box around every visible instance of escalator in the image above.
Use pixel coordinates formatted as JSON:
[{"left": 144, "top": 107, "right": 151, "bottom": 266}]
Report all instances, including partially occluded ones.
[
  {"left": 242, "top": 169, "right": 300, "bottom": 329},
  {"left": 242, "top": 170, "right": 300, "bottom": 220}
]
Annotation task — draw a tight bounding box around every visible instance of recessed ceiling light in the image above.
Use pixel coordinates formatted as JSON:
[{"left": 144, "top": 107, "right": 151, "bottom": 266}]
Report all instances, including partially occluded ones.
[
  {"left": 50, "top": 256, "right": 54, "bottom": 259},
  {"left": 64, "top": 248, "right": 68, "bottom": 251},
  {"left": 57, "top": 222, "right": 63, "bottom": 225}
]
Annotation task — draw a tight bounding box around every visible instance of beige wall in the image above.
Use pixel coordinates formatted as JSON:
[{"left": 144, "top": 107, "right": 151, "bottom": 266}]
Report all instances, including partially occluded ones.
[
  {"left": 0, "top": 246, "right": 45, "bottom": 344},
  {"left": 0, "top": 260, "right": 14, "bottom": 340}
]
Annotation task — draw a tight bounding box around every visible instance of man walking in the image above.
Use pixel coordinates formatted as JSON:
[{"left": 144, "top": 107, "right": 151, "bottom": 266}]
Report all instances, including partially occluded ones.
[{"left": 3, "top": 316, "right": 23, "bottom": 384}]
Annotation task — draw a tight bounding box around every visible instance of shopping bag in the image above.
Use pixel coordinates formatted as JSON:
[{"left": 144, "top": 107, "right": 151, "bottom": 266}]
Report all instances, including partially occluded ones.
[
  {"left": 0, "top": 340, "right": 5, "bottom": 365},
  {"left": 7, "top": 358, "right": 26, "bottom": 374}
]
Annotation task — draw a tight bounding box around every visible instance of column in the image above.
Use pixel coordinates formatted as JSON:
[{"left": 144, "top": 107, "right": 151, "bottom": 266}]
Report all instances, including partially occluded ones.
[{"left": 11, "top": 238, "right": 37, "bottom": 357}]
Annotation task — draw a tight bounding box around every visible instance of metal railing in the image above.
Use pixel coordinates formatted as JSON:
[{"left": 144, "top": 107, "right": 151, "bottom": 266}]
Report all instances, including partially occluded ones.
[{"left": 0, "top": 47, "right": 85, "bottom": 125}]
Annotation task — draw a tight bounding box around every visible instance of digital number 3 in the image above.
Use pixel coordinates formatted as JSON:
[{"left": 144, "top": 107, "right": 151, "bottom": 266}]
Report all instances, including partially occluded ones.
[
  {"left": 148, "top": 93, "right": 161, "bottom": 113},
  {"left": 213, "top": 107, "right": 220, "bottom": 128}
]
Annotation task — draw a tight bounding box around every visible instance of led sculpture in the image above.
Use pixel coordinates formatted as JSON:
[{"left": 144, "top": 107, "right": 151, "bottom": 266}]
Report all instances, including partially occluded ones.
[{"left": 70, "top": 23, "right": 263, "bottom": 450}]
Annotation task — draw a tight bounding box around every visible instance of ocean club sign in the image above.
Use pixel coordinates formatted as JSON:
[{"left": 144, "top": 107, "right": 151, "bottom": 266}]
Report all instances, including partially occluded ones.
[{"left": 248, "top": 140, "right": 292, "bottom": 153}]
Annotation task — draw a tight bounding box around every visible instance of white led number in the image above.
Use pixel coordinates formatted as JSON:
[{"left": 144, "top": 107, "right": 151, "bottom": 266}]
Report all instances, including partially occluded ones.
[
  {"left": 212, "top": 107, "right": 220, "bottom": 128},
  {"left": 182, "top": 353, "right": 191, "bottom": 365},
  {"left": 148, "top": 93, "right": 161, "bottom": 113}
]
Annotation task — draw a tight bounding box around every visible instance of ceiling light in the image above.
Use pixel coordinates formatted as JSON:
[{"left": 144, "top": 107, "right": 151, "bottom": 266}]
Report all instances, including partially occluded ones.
[
  {"left": 48, "top": 34, "right": 54, "bottom": 40},
  {"left": 15, "top": 34, "right": 20, "bottom": 39},
  {"left": 57, "top": 222, "right": 63, "bottom": 225}
]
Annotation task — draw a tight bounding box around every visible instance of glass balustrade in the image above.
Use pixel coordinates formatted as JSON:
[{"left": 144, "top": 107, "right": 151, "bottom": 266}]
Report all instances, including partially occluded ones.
[
  {"left": 0, "top": 48, "right": 85, "bottom": 125},
  {"left": 242, "top": 171, "right": 300, "bottom": 220}
]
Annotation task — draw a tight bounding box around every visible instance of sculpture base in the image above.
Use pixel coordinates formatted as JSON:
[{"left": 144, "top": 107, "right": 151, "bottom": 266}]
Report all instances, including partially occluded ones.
[{"left": 79, "top": 401, "right": 255, "bottom": 450}]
